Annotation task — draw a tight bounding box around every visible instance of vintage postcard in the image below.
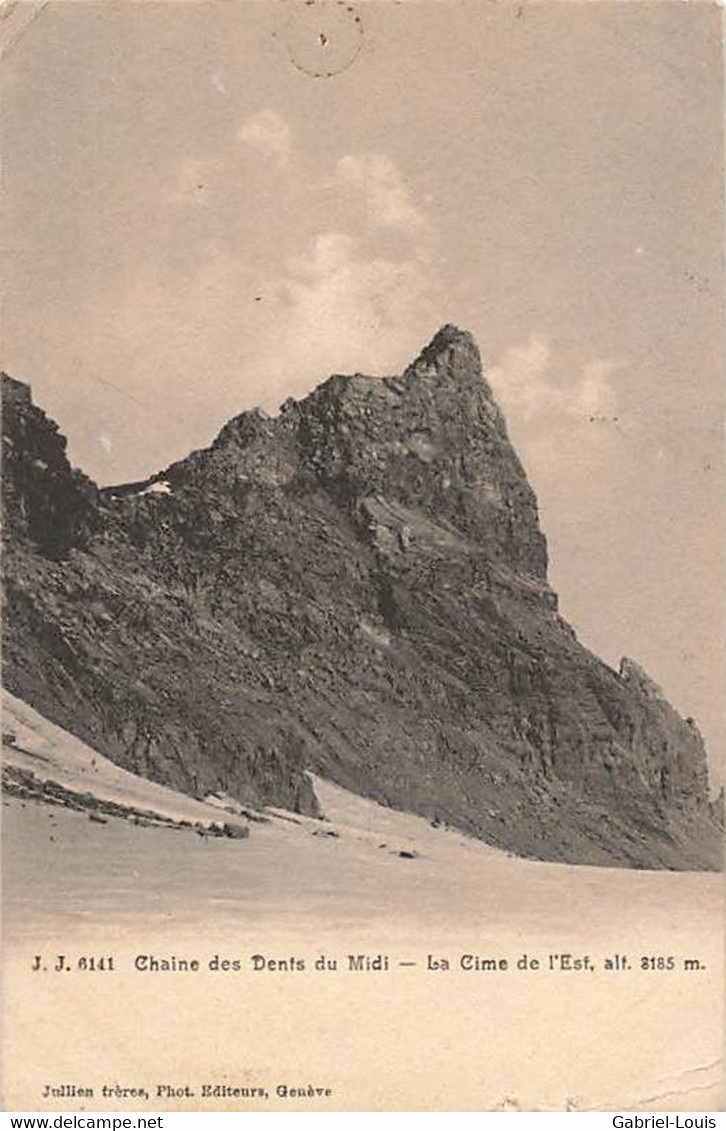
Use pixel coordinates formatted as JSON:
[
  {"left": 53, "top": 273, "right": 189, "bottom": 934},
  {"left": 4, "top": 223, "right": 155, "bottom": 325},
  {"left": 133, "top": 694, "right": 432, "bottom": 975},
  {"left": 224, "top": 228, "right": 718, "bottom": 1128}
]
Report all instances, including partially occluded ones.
[{"left": 1, "top": 0, "right": 723, "bottom": 1114}]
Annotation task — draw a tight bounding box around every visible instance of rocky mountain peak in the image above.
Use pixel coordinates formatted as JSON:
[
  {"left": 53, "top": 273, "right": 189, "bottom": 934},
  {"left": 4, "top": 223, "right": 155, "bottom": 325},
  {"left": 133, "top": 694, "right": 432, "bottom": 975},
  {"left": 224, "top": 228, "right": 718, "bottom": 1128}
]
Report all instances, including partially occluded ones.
[
  {"left": 120, "top": 328, "right": 548, "bottom": 583},
  {"left": 1, "top": 372, "right": 97, "bottom": 559},
  {"left": 405, "top": 323, "right": 485, "bottom": 386},
  {"left": 1, "top": 372, "right": 32, "bottom": 406},
  {"left": 2, "top": 331, "right": 721, "bottom": 869}
]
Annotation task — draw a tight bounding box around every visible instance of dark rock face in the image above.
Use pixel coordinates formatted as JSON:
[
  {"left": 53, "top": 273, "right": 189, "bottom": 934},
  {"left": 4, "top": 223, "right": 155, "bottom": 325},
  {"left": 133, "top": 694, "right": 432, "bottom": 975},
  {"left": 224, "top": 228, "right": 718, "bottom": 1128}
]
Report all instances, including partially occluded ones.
[
  {"left": 2, "top": 329, "right": 721, "bottom": 868},
  {"left": 1, "top": 374, "right": 97, "bottom": 559}
]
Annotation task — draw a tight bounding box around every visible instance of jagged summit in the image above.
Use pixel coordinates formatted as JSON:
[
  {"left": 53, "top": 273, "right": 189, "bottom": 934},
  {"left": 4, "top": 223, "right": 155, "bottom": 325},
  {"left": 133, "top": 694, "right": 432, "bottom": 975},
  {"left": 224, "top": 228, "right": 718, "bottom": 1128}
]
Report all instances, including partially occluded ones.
[
  {"left": 203, "top": 325, "right": 489, "bottom": 456},
  {"left": 103, "top": 327, "right": 548, "bottom": 581},
  {"left": 405, "top": 323, "right": 484, "bottom": 383},
  {"left": 411, "top": 322, "right": 479, "bottom": 359},
  {"left": 1, "top": 330, "right": 721, "bottom": 869}
]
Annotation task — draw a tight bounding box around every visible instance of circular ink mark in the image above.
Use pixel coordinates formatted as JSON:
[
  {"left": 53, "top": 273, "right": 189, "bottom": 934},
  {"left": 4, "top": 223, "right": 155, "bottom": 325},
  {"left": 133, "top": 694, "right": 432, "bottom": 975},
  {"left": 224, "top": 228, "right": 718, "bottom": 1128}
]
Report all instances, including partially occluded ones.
[{"left": 278, "top": 1, "right": 363, "bottom": 79}]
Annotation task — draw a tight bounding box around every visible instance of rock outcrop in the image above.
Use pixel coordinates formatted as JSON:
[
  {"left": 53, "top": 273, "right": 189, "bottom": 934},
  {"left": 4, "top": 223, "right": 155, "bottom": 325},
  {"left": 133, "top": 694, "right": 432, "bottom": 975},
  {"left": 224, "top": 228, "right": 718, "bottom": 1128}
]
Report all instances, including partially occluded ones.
[
  {"left": 2, "top": 328, "right": 721, "bottom": 868},
  {"left": 1, "top": 374, "right": 97, "bottom": 558}
]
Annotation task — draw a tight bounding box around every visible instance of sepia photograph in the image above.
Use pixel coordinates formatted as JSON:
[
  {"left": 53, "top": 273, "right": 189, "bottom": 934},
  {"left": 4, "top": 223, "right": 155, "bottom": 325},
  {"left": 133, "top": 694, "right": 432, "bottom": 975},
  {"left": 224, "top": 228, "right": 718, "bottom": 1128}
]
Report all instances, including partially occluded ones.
[{"left": 1, "top": 0, "right": 724, "bottom": 1114}]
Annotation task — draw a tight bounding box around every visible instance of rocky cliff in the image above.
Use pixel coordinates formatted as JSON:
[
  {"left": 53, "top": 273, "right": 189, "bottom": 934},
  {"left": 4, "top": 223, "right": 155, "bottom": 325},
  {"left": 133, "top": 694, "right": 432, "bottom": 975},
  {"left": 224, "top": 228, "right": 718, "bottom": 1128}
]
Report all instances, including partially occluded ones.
[{"left": 2, "top": 328, "right": 721, "bottom": 868}]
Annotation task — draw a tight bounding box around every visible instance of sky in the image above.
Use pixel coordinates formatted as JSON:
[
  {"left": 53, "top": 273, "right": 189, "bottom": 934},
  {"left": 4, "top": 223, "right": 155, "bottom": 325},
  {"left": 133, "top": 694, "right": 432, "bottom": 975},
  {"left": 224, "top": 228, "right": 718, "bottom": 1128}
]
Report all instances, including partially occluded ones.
[{"left": 2, "top": 0, "right": 724, "bottom": 781}]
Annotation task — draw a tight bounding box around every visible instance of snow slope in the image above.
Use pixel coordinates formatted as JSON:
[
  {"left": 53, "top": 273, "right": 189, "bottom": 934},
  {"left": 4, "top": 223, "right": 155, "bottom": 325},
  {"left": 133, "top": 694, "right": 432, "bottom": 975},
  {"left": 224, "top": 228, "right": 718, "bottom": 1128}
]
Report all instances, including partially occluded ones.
[{"left": 2, "top": 693, "right": 723, "bottom": 1112}]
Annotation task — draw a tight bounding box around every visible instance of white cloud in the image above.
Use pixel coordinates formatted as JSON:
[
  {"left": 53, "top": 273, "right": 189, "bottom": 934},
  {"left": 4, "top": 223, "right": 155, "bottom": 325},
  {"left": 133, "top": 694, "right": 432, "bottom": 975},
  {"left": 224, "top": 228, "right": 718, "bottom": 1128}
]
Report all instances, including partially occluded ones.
[
  {"left": 336, "top": 153, "right": 427, "bottom": 233},
  {"left": 484, "top": 337, "right": 628, "bottom": 536},
  {"left": 489, "top": 336, "right": 619, "bottom": 425},
  {"left": 286, "top": 231, "right": 357, "bottom": 280},
  {"left": 577, "top": 358, "right": 617, "bottom": 417},
  {"left": 79, "top": 225, "right": 440, "bottom": 445},
  {"left": 487, "top": 335, "right": 552, "bottom": 421},
  {"left": 238, "top": 110, "right": 292, "bottom": 168},
  {"left": 252, "top": 230, "right": 438, "bottom": 404}
]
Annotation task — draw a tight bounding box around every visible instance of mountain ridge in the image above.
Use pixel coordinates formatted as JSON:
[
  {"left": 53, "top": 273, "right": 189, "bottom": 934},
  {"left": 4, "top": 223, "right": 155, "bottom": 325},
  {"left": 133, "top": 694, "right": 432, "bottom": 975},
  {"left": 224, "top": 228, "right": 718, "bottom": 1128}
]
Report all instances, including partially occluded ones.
[{"left": 2, "top": 327, "right": 721, "bottom": 869}]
